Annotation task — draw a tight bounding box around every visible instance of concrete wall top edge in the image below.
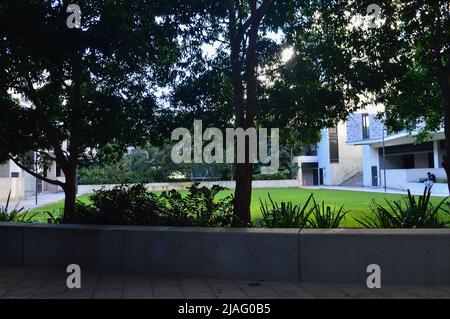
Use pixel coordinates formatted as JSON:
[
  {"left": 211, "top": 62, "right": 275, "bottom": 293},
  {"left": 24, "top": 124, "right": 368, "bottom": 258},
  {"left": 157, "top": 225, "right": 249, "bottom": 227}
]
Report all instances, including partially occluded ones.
[
  {"left": 1, "top": 222, "right": 450, "bottom": 235},
  {"left": 299, "top": 228, "right": 450, "bottom": 236},
  {"left": 0, "top": 222, "right": 301, "bottom": 235}
]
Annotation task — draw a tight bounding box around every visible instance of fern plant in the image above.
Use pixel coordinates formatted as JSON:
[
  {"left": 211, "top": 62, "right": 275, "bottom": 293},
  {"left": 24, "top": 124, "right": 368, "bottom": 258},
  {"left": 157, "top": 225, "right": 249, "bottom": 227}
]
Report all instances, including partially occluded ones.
[
  {"left": 259, "top": 193, "right": 313, "bottom": 228},
  {"left": 355, "top": 188, "right": 450, "bottom": 228}
]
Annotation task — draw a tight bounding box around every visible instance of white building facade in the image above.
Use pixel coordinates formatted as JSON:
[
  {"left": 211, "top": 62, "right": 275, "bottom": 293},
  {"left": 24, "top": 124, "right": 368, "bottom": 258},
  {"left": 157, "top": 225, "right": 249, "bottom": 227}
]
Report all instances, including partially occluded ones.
[
  {"left": 295, "top": 121, "right": 363, "bottom": 186},
  {"left": 0, "top": 157, "right": 65, "bottom": 202},
  {"left": 346, "top": 111, "right": 448, "bottom": 194},
  {"left": 1, "top": 92, "right": 66, "bottom": 202}
]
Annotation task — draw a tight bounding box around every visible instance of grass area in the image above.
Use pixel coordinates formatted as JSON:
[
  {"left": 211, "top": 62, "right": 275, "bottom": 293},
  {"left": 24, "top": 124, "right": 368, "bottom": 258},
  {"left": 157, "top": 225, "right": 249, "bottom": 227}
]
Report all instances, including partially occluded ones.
[{"left": 29, "top": 188, "right": 449, "bottom": 227}]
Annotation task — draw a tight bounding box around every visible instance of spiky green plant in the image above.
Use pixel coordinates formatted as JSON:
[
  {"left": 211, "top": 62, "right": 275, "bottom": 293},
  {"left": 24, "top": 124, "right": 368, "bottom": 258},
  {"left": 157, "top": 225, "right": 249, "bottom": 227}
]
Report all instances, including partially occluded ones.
[
  {"left": 0, "top": 191, "right": 36, "bottom": 223},
  {"left": 308, "top": 199, "right": 348, "bottom": 228},
  {"left": 355, "top": 188, "right": 450, "bottom": 228},
  {"left": 259, "top": 193, "right": 313, "bottom": 228}
]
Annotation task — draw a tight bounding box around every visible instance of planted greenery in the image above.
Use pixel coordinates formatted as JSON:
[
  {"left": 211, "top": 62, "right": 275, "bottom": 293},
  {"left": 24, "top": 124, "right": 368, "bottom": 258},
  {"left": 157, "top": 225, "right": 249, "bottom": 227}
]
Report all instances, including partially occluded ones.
[
  {"left": 0, "top": 191, "right": 36, "bottom": 223},
  {"left": 6, "top": 186, "right": 449, "bottom": 228},
  {"left": 84, "top": 184, "right": 165, "bottom": 225},
  {"left": 355, "top": 188, "right": 450, "bottom": 228},
  {"left": 308, "top": 199, "right": 348, "bottom": 228},
  {"left": 159, "top": 183, "right": 235, "bottom": 227},
  {"left": 52, "top": 183, "right": 235, "bottom": 227},
  {"left": 259, "top": 193, "right": 313, "bottom": 228}
]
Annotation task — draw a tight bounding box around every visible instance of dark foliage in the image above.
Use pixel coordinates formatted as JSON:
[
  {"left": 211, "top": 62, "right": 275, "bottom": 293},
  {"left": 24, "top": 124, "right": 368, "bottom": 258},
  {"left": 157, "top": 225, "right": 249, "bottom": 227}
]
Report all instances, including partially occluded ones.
[
  {"left": 355, "top": 188, "right": 450, "bottom": 229},
  {"left": 62, "top": 183, "right": 234, "bottom": 227}
]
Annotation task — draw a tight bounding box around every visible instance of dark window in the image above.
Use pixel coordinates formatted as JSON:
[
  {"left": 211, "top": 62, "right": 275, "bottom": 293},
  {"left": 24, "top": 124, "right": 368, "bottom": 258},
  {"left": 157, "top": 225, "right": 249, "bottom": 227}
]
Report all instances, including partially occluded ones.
[
  {"left": 329, "top": 127, "right": 339, "bottom": 163},
  {"left": 362, "top": 114, "right": 370, "bottom": 139},
  {"left": 56, "top": 166, "right": 61, "bottom": 177},
  {"left": 428, "top": 152, "right": 435, "bottom": 168},
  {"left": 11, "top": 172, "right": 19, "bottom": 178},
  {"left": 403, "top": 154, "right": 415, "bottom": 169},
  {"left": 312, "top": 169, "right": 318, "bottom": 185},
  {"left": 371, "top": 166, "right": 378, "bottom": 187},
  {"left": 312, "top": 168, "right": 324, "bottom": 185}
]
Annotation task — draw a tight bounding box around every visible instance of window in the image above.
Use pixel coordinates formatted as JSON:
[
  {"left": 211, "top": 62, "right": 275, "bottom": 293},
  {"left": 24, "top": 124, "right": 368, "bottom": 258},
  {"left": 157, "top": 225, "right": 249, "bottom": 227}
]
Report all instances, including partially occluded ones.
[
  {"left": 56, "top": 165, "right": 62, "bottom": 177},
  {"left": 11, "top": 172, "right": 20, "bottom": 178},
  {"left": 362, "top": 113, "right": 370, "bottom": 140},
  {"left": 329, "top": 127, "right": 339, "bottom": 163}
]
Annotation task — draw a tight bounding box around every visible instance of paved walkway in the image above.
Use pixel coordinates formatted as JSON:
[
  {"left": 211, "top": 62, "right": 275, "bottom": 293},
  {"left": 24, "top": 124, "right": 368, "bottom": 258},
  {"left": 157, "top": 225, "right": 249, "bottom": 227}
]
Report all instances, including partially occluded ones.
[
  {"left": 6, "top": 193, "right": 66, "bottom": 210},
  {"left": 1, "top": 266, "right": 449, "bottom": 299},
  {"left": 302, "top": 185, "right": 449, "bottom": 197}
]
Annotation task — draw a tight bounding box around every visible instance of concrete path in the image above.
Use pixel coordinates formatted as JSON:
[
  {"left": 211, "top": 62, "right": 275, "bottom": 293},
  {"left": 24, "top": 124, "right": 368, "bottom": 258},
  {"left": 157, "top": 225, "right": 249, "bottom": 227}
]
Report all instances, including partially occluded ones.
[
  {"left": 1, "top": 193, "right": 66, "bottom": 211},
  {"left": 0, "top": 187, "right": 93, "bottom": 210},
  {"left": 1, "top": 266, "right": 449, "bottom": 299},
  {"left": 302, "top": 185, "right": 449, "bottom": 197}
]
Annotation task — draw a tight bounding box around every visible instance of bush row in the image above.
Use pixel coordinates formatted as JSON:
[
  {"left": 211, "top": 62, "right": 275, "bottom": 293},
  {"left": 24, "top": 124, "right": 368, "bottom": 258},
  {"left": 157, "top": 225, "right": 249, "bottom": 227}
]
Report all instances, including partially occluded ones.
[{"left": 1, "top": 186, "right": 449, "bottom": 228}]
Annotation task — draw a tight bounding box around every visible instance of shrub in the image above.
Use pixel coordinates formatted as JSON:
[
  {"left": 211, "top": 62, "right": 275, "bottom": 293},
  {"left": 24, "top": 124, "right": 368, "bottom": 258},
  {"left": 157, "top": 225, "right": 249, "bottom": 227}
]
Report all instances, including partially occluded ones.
[
  {"left": 159, "top": 183, "right": 235, "bottom": 227},
  {"left": 87, "top": 184, "right": 165, "bottom": 225},
  {"left": 253, "top": 170, "right": 291, "bottom": 180},
  {"left": 0, "top": 191, "right": 36, "bottom": 223},
  {"left": 355, "top": 188, "right": 450, "bottom": 228},
  {"left": 60, "top": 183, "right": 234, "bottom": 227},
  {"left": 41, "top": 210, "right": 63, "bottom": 224},
  {"left": 308, "top": 199, "right": 348, "bottom": 228},
  {"left": 259, "top": 193, "right": 313, "bottom": 228}
]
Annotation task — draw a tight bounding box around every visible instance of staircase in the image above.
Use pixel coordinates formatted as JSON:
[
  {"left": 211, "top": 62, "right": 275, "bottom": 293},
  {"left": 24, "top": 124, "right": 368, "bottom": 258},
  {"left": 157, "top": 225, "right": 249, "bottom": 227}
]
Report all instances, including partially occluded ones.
[{"left": 339, "top": 171, "right": 363, "bottom": 187}]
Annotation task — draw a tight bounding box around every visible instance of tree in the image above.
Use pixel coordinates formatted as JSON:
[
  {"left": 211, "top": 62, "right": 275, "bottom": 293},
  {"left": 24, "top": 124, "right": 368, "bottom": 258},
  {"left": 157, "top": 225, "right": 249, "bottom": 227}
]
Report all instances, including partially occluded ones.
[
  {"left": 336, "top": 0, "right": 450, "bottom": 192},
  {"left": 0, "top": 0, "right": 179, "bottom": 221},
  {"left": 171, "top": 0, "right": 371, "bottom": 225}
]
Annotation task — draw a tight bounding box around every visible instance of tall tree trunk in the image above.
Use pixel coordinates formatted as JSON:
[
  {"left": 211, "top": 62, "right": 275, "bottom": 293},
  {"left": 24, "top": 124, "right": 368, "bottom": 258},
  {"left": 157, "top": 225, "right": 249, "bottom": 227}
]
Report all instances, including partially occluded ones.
[
  {"left": 62, "top": 167, "right": 77, "bottom": 223},
  {"left": 226, "top": 0, "right": 271, "bottom": 226},
  {"left": 234, "top": 161, "right": 253, "bottom": 226}
]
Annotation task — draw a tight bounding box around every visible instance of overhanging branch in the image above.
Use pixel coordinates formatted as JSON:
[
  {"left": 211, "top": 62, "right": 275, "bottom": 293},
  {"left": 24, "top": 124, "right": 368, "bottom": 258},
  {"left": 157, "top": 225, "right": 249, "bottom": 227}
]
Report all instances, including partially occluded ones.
[{"left": 9, "top": 155, "right": 65, "bottom": 188}]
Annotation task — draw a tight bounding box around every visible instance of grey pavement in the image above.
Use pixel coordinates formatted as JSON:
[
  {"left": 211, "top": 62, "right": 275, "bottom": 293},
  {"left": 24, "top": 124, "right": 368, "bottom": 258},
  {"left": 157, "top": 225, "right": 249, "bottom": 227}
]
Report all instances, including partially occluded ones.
[
  {"left": 5, "top": 193, "right": 66, "bottom": 210},
  {"left": 302, "top": 185, "right": 449, "bottom": 197},
  {"left": 1, "top": 266, "right": 449, "bottom": 299}
]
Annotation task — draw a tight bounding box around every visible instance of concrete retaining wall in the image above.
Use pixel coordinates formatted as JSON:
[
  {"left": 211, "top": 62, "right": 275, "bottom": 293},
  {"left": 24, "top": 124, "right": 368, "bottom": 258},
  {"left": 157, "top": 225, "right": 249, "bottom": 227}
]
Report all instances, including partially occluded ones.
[
  {"left": 0, "top": 223, "right": 449, "bottom": 284},
  {"left": 78, "top": 179, "right": 300, "bottom": 194}
]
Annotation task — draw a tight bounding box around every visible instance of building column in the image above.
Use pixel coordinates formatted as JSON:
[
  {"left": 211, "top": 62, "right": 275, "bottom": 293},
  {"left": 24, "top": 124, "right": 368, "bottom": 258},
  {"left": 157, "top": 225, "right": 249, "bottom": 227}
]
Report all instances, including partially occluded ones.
[
  {"left": 433, "top": 140, "right": 440, "bottom": 168},
  {"left": 297, "top": 163, "right": 303, "bottom": 186}
]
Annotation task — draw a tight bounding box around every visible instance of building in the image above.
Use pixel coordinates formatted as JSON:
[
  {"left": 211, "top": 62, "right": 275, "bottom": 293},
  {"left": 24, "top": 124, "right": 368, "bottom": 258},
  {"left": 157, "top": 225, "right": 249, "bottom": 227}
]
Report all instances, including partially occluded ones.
[
  {"left": 295, "top": 121, "right": 363, "bottom": 186},
  {"left": 346, "top": 111, "right": 448, "bottom": 194},
  {"left": 0, "top": 159, "right": 25, "bottom": 202},
  {"left": 1, "top": 91, "right": 66, "bottom": 203},
  {"left": 0, "top": 156, "right": 65, "bottom": 202}
]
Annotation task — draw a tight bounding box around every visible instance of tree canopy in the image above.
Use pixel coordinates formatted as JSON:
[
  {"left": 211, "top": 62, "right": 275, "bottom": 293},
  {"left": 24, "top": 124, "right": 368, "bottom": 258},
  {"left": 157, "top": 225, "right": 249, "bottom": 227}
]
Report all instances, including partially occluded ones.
[{"left": 0, "top": 0, "right": 181, "bottom": 220}]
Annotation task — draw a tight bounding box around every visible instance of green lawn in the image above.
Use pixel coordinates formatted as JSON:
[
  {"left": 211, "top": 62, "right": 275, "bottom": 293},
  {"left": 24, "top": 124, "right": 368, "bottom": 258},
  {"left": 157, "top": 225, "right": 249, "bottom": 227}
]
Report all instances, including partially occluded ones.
[{"left": 30, "top": 188, "right": 449, "bottom": 227}]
